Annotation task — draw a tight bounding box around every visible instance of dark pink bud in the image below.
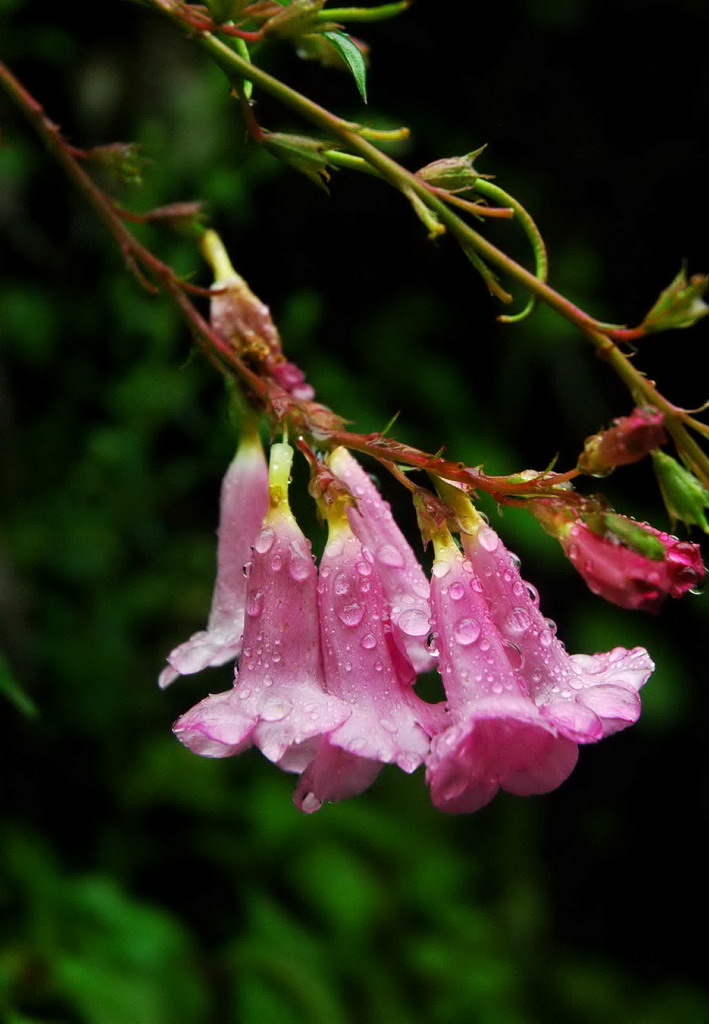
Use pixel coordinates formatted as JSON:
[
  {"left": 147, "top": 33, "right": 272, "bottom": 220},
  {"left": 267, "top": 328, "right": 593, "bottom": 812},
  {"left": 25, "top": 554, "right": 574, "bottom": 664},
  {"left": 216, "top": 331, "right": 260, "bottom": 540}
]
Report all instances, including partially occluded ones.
[
  {"left": 562, "top": 519, "right": 704, "bottom": 611},
  {"left": 578, "top": 407, "right": 667, "bottom": 475}
]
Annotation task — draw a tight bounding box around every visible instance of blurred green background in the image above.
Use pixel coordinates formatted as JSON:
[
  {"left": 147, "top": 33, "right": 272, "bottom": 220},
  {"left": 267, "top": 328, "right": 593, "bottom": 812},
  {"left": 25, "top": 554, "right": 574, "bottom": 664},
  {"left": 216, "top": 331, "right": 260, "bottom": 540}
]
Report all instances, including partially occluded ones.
[{"left": 2, "top": 0, "right": 709, "bottom": 1021}]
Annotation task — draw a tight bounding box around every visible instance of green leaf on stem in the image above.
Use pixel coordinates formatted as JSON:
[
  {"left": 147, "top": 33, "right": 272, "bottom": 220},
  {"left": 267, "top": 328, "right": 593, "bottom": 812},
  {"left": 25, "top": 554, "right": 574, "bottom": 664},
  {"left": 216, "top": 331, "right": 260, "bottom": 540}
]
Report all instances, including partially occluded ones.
[{"left": 321, "top": 31, "right": 368, "bottom": 101}]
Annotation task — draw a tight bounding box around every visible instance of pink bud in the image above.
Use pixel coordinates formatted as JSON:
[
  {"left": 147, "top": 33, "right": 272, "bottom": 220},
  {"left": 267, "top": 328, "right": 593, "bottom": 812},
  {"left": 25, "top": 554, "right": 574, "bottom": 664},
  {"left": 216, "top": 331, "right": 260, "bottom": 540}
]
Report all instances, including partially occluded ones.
[
  {"left": 578, "top": 407, "right": 667, "bottom": 475},
  {"left": 562, "top": 519, "right": 704, "bottom": 612}
]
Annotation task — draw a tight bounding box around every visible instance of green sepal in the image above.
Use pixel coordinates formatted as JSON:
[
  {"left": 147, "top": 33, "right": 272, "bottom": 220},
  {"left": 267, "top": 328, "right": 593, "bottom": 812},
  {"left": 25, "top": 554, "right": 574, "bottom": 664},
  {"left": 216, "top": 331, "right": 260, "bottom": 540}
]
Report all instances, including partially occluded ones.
[
  {"left": 603, "top": 513, "right": 666, "bottom": 560},
  {"left": 642, "top": 267, "right": 709, "bottom": 333},
  {"left": 652, "top": 449, "right": 709, "bottom": 532},
  {"left": 262, "top": 131, "right": 338, "bottom": 190}
]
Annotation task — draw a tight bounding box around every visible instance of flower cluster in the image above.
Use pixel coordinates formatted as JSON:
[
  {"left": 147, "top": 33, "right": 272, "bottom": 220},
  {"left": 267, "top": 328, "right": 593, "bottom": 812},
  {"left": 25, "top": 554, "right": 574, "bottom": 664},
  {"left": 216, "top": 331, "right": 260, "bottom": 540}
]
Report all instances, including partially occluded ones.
[{"left": 161, "top": 432, "right": 662, "bottom": 814}]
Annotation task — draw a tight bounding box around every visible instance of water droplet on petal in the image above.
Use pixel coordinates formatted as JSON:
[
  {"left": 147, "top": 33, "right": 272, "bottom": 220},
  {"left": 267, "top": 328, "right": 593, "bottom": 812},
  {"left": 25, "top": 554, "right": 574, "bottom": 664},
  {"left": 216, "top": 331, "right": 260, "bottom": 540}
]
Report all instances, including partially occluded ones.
[
  {"left": 503, "top": 639, "right": 524, "bottom": 671},
  {"left": 449, "top": 582, "right": 465, "bottom": 601},
  {"left": 254, "top": 527, "right": 275, "bottom": 554},
  {"left": 301, "top": 791, "right": 321, "bottom": 813},
  {"left": 334, "top": 572, "right": 350, "bottom": 596},
  {"left": 378, "top": 544, "right": 405, "bottom": 568},
  {"left": 246, "top": 591, "right": 263, "bottom": 617},
  {"left": 398, "top": 608, "right": 430, "bottom": 637},
  {"left": 260, "top": 697, "right": 292, "bottom": 722},
  {"left": 361, "top": 632, "right": 377, "bottom": 650},
  {"left": 242, "top": 561, "right": 252, "bottom": 578},
  {"left": 337, "top": 602, "right": 365, "bottom": 627},
  {"left": 426, "top": 632, "right": 439, "bottom": 656},
  {"left": 289, "top": 556, "right": 310, "bottom": 581},
  {"left": 504, "top": 606, "right": 531, "bottom": 635},
  {"left": 356, "top": 560, "right": 372, "bottom": 577},
  {"left": 454, "top": 617, "right": 481, "bottom": 646},
  {"left": 432, "top": 559, "right": 450, "bottom": 578},
  {"left": 524, "top": 582, "right": 540, "bottom": 606},
  {"left": 478, "top": 526, "right": 499, "bottom": 552},
  {"left": 270, "top": 554, "right": 283, "bottom": 571}
]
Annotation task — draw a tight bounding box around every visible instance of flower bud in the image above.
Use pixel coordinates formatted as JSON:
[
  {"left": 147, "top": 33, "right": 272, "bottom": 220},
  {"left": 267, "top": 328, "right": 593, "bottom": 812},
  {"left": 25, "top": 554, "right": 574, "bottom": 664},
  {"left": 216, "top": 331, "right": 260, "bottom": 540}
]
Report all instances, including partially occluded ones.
[
  {"left": 642, "top": 267, "right": 709, "bottom": 334},
  {"left": 577, "top": 407, "right": 666, "bottom": 475},
  {"left": 563, "top": 516, "right": 704, "bottom": 611},
  {"left": 652, "top": 450, "right": 709, "bottom": 532},
  {"left": 261, "top": 131, "right": 334, "bottom": 191},
  {"left": 416, "top": 146, "right": 490, "bottom": 193}
]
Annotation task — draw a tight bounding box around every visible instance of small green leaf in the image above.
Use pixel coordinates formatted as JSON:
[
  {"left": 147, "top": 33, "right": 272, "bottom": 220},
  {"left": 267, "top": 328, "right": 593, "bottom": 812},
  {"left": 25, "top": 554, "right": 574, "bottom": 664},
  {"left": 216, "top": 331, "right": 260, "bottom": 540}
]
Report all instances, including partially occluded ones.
[{"left": 321, "top": 31, "right": 368, "bottom": 101}]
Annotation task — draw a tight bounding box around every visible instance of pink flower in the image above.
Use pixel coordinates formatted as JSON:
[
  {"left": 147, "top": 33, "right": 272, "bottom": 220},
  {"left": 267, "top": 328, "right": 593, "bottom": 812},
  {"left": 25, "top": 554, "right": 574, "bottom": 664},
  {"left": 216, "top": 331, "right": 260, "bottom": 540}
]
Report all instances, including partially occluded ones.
[
  {"left": 328, "top": 447, "right": 436, "bottom": 674},
  {"left": 159, "top": 424, "right": 268, "bottom": 688},
  {"left": 293, "top": 501, "right": 445, "bottom": 813},
  {"left": 561, "top": 518, "right": 704, "bottom": 612},
  {"left": 173, "top": 443, "right": 350, "bottom": 769},
  {"left": 426, "top": 526, "right": 579, "bottom": 814},
  {"left": 458, "top": 518, "right": 655, "bottom": 744}
]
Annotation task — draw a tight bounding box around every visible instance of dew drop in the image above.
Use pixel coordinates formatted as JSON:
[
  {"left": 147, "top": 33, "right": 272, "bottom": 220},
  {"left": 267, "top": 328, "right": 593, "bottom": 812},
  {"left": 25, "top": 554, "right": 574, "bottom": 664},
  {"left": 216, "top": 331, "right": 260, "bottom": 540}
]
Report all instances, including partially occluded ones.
[
  {"left": 378, "top": 544, "right": 405, "bottom": 568},
  {"left": 246, "top": 591, "right": 263, "bottom": 618},
  {"left": 398, "top": 608, "right": 430, "bottom": 637},
  {"left": 337, "top": 602, "right": 365, "bottom": 627},
  {"left": 334, "top": 572, "right": 350, "bottom": 596},
  {"left": 361, "top": 633, "right": 377, "bottom": 650},
  {"left": 432, "top": 559, "right": 450, "bottom": 578},
  {"left": 242, "top": 561, "right": 252, "bottom": 578},
  {"left": 449, "top": 582, "right": 465, "bottom": 601},
  {"left": 289, "top": 556, "right": 310, "bottom": 582},
  {"left": 358, "top": 578, "right": 371, "bottom": 594},
  {"left": 254, "top": 527, "right": 275, "bottom": 554},
  {"left": 301, "top": 792, "right": 322, "bottom": 813},
  {"left": 271, "top": 653, "right": 281, "bottom": 664},
  {"left": 504, "top": 606, "right": 531, "bottom": 635},
  {"left": 260, "top": 698, "right": 291, "bottom": 722},
  {"left": 469, "top": 576, "right": 483, "bottom": 593},
  {"left": 270, "top": 554, "right": 283, "bottom": 572},
  {"left": 525, "top": 582, "right": 540, "bottom": 606},
  {"left": 356, "top": 560, "right": 372, "bottom": 577},
  {"left": 344, "top": 661, "right": 352, "bottom": 672},
  {"left": 509, "top": 551, "right": 522, "bottom": 569},
  {"left": 478, "top": 526, "right": 499, "bottom": 552},
  {"left": 503, "top": 639, "right": 524, "bottom": 671},
  {"left": 380, "top": 718, "right": 396, "bottom": 733},
  {"left": 454, "top": 617, "right": 481, "bottom": 646},
  {"left": 426, "top": 632, "right": 439, "bottom": 656},
  {"left": 539, "top": 630, "right": 552, "bottom": 647}
]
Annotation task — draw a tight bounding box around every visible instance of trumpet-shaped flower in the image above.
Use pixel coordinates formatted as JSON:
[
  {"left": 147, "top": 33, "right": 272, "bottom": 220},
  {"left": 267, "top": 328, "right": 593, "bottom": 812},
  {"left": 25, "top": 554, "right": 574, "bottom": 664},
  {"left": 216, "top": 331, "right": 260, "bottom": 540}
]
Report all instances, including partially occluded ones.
[
  {"left": 159, "top": 424, "right": 269, "bottom": 688},
  {"left": 173, "top": 443, "right": 350, "bottom": 769},
  {"left": 426, "top": 525, "right": 579, "bottom": 814},
  {"left": 293, "top": 501, "right": 445, "bottom": 813},
  {"left": 442, "top": 486, "right": 655, "bottom": 745},
  {"left": 328, "top": 447, "right": 435, "bottom": 674}
]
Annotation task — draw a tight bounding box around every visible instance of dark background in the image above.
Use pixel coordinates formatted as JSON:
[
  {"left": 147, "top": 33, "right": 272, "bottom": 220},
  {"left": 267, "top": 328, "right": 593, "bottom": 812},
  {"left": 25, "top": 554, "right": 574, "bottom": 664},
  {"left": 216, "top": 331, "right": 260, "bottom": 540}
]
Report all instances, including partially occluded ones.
[{"left": 2, "top": 0, "right": 709, "bottom": 1021}]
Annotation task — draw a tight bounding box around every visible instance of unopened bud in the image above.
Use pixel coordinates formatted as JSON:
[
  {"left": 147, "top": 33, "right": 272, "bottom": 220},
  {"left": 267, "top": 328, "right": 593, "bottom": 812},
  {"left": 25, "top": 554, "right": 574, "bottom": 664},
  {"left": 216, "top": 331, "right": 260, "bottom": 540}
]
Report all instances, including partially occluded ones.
[
  {"left": 262, "top": 131, "right": 334, "bottom": 191},
  {"left": 577, "top": 407, "right": 667, "bottom": 475},
  {"left": 84, "top": 142, "right": 147, "bottom": 186},
  {"left": 264, "top": 0, "right": 325, "bottom": 39},
  {"left": 642, "top": 267, "right": 709, "bottom": 333},
  {"left": 416, "top": 146, "right": 491, "bottom": 193},
  {"left": 652, "top": 450, "right": 709, "bottom": 532}
]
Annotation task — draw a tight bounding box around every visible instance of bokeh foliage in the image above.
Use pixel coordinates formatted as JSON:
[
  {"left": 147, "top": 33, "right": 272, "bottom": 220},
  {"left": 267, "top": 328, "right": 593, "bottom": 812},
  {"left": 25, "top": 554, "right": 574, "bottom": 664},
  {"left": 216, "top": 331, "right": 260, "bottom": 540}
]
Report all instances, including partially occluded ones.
[{"left": 2, "top": 0, "right": 709, "bottom": 1020}]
